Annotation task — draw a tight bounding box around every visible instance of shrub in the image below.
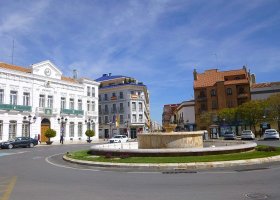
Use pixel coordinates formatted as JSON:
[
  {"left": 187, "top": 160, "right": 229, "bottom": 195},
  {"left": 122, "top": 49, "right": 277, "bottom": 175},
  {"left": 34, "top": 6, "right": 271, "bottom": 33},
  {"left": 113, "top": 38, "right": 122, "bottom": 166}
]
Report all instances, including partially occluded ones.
[
  {"left": 85, "top": 130, "right": 95, "bottom": 140},
  {"left": 104, "top": 153, "right": 112, "bottom": 159},
  {"left": 120, "top": 154, "right": 130, "bottom": 159},
  {"left": 44, "top": 128, "right": 56, "bottom": 142}
]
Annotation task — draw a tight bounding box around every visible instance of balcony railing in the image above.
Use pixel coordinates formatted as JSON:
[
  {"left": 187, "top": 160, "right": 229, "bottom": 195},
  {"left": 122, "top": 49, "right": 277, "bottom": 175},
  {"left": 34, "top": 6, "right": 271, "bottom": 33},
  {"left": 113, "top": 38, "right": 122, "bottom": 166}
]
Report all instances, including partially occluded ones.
[
  {"left": 111, "top": 96, "right": 117, "bottom": 100},
  {"left": 61, "top": 109, "right": 84, "bottom": 115},
  {"left": 0, "top": 104, "right": 31, "bottom": 112},
  {"left": 86, "top": 111, "right": 97, "bottom": 116},
  {"left": 36, "top": 107, "right": 58, "bottom": 115},
  {"left": 118, "top": 107, "right": 124, "bottom": 113}
]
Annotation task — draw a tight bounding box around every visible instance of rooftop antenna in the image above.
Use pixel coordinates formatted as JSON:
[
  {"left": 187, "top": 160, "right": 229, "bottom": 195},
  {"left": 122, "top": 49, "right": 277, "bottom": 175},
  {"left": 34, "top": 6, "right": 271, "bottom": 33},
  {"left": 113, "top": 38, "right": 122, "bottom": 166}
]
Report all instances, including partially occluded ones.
[{"left": 11, "top": 39, "right": 15, "bottom": 64}]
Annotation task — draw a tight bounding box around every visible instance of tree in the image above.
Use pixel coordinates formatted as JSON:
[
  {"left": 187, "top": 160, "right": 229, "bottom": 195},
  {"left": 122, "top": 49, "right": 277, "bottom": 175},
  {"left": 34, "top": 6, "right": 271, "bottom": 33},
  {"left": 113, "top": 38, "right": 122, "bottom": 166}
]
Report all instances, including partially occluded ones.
[
  {"left": 85, "top": 130, "right": 95, "bottom": 143},
  {"left": 237, "top": 100, "right": 267, "bottom": 133},
  {"left": 266, "top": 93, "right": 280, "bottom": 131},
  {"left": 217, "top": 108, "right": 237, "bottom": 125},
  {"left": 44, "top": 128, "right": 56, "bottom": 144}
]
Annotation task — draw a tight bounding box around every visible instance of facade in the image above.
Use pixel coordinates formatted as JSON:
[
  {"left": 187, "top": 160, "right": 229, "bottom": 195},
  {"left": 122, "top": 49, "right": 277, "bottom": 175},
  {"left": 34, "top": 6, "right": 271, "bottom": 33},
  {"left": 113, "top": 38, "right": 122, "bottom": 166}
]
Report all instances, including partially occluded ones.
[
  {"left": 175, "top": 100, "right": 196, "bottom": 131},
  {"left": 96, "top": 74, "right": 150, "bottom": 139},
  {"left": 0, "top": 60, "right": 99, "bottom": 143},
  {"left": 193, "top": 67, "right": 251, "bottom": 133},
  {"left": 251, "top": 81, "right": 280, "bottom": 100},
  {"left": 151, "top": 120, "right": 162, "bottom": 132}
]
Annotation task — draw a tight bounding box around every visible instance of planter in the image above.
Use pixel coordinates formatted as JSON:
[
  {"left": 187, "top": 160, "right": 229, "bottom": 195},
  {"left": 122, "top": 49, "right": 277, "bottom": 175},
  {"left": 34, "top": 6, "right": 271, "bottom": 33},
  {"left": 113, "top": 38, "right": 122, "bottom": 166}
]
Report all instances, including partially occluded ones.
[
  {"left": 86, "top": 139, "right": 92, "bottom": 143},
  {"left": 46, "top": 141, "right": 53, "bottom": 145}
]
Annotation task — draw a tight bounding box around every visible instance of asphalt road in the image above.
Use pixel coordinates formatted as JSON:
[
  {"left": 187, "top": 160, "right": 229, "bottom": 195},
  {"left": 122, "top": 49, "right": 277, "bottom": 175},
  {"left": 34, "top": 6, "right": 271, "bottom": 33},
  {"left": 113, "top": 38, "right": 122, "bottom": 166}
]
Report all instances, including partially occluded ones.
[{"left": 0, "top": 141, "right": 280, "bottom": 200}]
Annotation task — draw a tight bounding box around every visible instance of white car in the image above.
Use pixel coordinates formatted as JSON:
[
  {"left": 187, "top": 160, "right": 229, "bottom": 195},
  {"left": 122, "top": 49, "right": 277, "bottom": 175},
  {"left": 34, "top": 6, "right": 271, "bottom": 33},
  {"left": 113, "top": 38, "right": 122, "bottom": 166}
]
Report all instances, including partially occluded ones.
[
  {"left": 241, "top": 130, "right": 255, "bottom": 140},
  {"left": 263, "top": 129, "right": 280, "bottom": 140},
  {"left": 109, "top": 135, "right": 129, "bottom": 143}
]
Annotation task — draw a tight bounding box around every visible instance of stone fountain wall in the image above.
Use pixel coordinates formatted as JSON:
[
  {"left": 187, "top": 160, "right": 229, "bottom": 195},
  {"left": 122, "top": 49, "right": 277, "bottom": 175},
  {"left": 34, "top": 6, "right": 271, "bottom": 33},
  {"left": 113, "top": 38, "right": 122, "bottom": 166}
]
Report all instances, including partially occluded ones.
[{"left": 138, "top": 131, "right": 204, "bottom": 149}]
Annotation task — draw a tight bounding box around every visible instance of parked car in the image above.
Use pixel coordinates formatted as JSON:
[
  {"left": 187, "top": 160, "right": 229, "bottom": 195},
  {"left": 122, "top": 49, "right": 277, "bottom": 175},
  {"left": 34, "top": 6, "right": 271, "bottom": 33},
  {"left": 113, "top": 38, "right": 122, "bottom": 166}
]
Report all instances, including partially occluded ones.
[
  {"left": 223, "top": 131, "right": 236, "bottom": 140},
  {"left": 241, "top": 130, "right": 255, "bottom": 140},
  {"left": 0, "top": 137, "right": 38, "bottom": 149},
  {"left": 109, "top": 135, "right": 129, "bottom": 143},
  {"left": 263, "top": 129, "right": 280, "bottom": 140}
]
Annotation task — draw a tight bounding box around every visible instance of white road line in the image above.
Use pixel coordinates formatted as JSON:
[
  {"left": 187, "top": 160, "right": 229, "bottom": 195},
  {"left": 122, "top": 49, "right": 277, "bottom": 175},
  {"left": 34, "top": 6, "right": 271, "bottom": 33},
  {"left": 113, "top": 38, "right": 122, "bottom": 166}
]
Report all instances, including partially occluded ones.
[{"left": 45, "top": 153, "right": 100, "bottom": 172}]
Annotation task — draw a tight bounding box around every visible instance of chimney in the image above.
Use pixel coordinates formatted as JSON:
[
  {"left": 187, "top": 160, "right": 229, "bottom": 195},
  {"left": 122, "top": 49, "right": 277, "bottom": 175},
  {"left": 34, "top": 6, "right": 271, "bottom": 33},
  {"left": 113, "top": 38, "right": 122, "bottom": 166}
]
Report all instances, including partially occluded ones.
[
  {"left": 102, "top": 74, "right": 107, "bottom": 77},
  {"left": 109, "top": 73, "right": 112, "bottom": 76},
  {"left": 193, "top": 69, "right": 197, "bottom": 80},
  {"left": 73, "top": 69, "right": 77, "bottom": 79}
]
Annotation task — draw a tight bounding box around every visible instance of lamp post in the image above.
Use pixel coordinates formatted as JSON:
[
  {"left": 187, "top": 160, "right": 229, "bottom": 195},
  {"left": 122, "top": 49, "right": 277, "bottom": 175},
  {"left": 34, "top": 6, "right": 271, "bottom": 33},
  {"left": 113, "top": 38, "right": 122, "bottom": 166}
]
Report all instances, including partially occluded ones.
[
  {"left": 124, "top": 120, "right": 129, "bottom": 137},
  {"left": 23, "top": 115, "right": 36, "bottom": 138},
  {"left": 57, "top": 116, "right": 68, "bottom": 144},
  {"left": 85, "top": 118, "right": 94, "bottom": 130}
]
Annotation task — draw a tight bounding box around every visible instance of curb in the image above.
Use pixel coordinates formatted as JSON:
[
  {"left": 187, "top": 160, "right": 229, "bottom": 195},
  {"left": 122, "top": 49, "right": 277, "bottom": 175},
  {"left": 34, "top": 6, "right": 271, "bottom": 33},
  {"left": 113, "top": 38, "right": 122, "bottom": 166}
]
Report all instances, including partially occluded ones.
[{"left": 62, "top": 155, "right": 280, "bottom": 170}]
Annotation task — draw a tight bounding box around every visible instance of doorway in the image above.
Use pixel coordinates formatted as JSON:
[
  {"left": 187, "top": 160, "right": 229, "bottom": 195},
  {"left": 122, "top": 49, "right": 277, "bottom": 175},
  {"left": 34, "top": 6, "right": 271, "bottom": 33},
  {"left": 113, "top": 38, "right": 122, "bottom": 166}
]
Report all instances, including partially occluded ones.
[{"left": 41, "top": 118, "right": 51, "bottom": 143}]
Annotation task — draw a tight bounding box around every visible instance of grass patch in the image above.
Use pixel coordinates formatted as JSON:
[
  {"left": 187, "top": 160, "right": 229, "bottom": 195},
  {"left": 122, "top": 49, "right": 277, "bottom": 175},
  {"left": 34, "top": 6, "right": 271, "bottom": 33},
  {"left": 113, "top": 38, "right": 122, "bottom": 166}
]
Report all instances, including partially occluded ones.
[{"left": 66, "top": 146, "right": 280, "bottom": 164}]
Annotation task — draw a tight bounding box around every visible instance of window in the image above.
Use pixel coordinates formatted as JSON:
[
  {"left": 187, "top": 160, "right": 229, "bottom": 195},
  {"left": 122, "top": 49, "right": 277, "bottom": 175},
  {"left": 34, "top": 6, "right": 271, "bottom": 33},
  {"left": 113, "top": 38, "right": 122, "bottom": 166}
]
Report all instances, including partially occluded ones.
[
  {"left": 139, "top": 114, "right": 143, "bottom": 122},
  {"left": 69, "top": 98, "right": 74, "bottom": 109},
  {"left": 91, "top": 101, "right": 95, "bottom": 111},
  {"left": 61, "top": 97, "right": 66, "bottom": 109},
  {"left": 92, "top": 123, "right": 95, "bottom": 132},
  {"left": 78, "top": 99, "right": 82, "bottom": 110},
  {"left": 9, "top": 121, "right": 17, "bottom": 139},
  {"left": 132, "top": 102, "right": 136, "bottom": 111},
  {"left": 112, "top": 92, "right": 116, "bottom": 97},
  {"left": 92, "top": 87, "right": 95, "bottom": 97},
  {"left": 87, "top": 101, "right": 90, "bottom": 111},
  {"left": 211, "top": 89, "right": 216, "bottom": 96},
  {"left": 139, "top": 102, "right": 143, "bottom": 111},
  {"left": 87, "top": 86, "right": 90, "bottom": 96},
  {"left": 22, "top": 121, "right": 29, "bottom": 137},
  {"left": 119, "top": 103, "right": 124, "bottom": 113},
  {"left": 131, "top": 91, "right": 135, "bottom": 94},
  {"left": 78, "top": 122, "right": 83, "bottom": 137},
  {"left": 104, "top": 94, "right": 108, "bottom": 101},
  {"left": 70, "top": 122, "right": 74, "bottom": 137},
  {"left": 112, "top": 104, "right": 116, "bottom": 113},
  {"left": 10, "top": 91, "right": 17, "bottom": 105},
  {"left": 120, "top": 115, "right": 124, "bottom": 124},
  {"left": 238, "top": 87, "right": 245, "bottom": 94},
  {"left": 47, "top": 96, "right": 53, "bottom": 108},
  {"left": 119, "top": 92, "right": 123, "bottom": 99},
  {"left": 212, "top": 100, "right": 217, "bottom": 109},
  {"left": 132, "top": 114, "right": 137, "bottom": 123},
  {"left": 0, "top": 89, "right": 3, "bottom": 104},
  {"left": 227, "top": 100, "right": 234, "bottom": 108},
  {"left": 226, "top": 88, "right": 232, "bottom": 95},
  {"left": 201, "top": 103, "right": 207, "bottom": 111},
  {"left": 105, "top": 105, "right": 109, "bottom": 114},
  {"left": 39, "top": 95, "right": 45, "bottom": 108},
  {"left": 23, "top": 92, "right": 30, "bottom": 106},
  {"left": 98, "top": 95, "right": 101, "bottom": 100},
  {"left": 199, "top": 90, "right": 206, "bottom": 97},
  {"left": 105, "top": 116, "right": 109, "bottom": 124},
  {"left": 99, "top": 117, "right": 102, "bottom": 124},
  {"left": 0, "top": 120, "right": 3, "bottom": 140}
]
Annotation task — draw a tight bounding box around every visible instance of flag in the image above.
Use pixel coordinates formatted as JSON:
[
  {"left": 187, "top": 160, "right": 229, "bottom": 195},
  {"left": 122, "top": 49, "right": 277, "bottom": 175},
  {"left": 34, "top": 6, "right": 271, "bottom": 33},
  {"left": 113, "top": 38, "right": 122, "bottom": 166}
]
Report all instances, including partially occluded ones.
[{"left": 115, "top": 115, "right": 120, "bottom": 128}]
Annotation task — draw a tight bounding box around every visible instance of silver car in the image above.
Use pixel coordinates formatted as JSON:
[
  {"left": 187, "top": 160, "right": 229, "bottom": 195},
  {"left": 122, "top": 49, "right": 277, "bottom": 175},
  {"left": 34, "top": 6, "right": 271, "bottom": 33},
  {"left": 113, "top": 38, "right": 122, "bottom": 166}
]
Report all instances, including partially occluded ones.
[
  {"left": 263, "top": 129, "right": 280, "bottom": 140},
  {"left": 241, "top": 130, "right": 255, "bottom": 140}
]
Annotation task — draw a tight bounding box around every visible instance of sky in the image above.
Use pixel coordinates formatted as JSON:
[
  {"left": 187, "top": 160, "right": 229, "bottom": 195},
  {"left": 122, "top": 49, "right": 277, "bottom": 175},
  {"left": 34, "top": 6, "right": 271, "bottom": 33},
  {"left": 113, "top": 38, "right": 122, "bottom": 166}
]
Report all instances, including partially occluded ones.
[{"left": 1, "top": 0, "right": 280, "bottom": 124}]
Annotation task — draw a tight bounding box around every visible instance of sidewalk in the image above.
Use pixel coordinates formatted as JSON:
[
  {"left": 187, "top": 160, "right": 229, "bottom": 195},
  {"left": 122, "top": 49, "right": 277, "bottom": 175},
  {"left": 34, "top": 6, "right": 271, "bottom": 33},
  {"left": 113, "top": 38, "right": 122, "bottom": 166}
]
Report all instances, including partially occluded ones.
[{"left": 37, "top": 139, "right": 106, "bottom": 146}]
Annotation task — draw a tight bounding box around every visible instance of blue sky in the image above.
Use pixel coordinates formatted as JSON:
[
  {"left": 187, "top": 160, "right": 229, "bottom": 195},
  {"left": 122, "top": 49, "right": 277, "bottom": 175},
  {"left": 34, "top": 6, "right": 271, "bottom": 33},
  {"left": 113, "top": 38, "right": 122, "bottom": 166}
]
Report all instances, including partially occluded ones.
[{"left": 1, "top": 0, "right": 280, "bottom": 123}]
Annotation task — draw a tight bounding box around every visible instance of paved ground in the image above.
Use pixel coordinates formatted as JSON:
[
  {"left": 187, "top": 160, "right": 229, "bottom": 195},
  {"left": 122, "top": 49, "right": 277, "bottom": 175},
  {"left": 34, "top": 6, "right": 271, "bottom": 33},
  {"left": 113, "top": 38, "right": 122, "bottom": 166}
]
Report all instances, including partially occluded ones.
[{"left": 0, "top": 140, "right": 280, "bottom": 200}]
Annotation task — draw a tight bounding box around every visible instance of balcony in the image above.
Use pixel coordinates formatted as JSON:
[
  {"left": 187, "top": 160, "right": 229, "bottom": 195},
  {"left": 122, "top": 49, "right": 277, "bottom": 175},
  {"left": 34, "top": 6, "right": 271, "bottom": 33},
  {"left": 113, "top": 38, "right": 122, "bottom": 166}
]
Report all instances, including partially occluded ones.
[
  {"left": 103, "top": 109, "right": 109, "bottom": 115},
  {"left": 118, "top": 107, "right": 124, "bottom": 113},
  {"left": 0, "top": 104, "right": 31, "bottom": 112},
  {"left": 36, "top": 107, "right": 59, "bottom": 115},
  {"left": 86, "top": 111, "right": 97, "bottom": 116},
  {"left": 61, "top": 109, "right": 84, "bottom": 115},
  {"left": 130, "top": 94, "right": 140, "bottom": 100},
  {"left": 111, "top": 108, "right": 117, "bottom": 114},
  {"left": 111, "top": 96, "right": 117, "bottom": 101}
]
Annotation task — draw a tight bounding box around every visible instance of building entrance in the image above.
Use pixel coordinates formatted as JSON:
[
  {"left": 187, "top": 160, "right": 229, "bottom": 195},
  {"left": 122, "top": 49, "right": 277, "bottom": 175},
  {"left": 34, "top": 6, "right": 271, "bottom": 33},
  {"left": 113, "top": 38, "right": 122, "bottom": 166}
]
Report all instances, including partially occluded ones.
[{"left": 41, "top": 118, "right": 51, "bottom": 143}]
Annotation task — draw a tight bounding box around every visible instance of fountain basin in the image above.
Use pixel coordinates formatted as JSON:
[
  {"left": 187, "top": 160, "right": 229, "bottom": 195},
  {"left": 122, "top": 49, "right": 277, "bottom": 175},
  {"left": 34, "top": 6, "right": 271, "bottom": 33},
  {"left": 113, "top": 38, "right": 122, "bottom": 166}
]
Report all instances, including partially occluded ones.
[{"left": 138, "top": 131, "right": 204, "bottom": 149}]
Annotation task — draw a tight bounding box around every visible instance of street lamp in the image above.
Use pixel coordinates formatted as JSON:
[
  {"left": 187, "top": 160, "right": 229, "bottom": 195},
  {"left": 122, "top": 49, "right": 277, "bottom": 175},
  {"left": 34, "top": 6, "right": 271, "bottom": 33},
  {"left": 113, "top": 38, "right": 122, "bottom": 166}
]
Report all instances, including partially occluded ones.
[
  {"left": 57, "top": 116, "right": 68, "bottom": 144},
  {"left": 124, "top": 120, "right": 129, "bottom": 137},
  {"left": 23, "top": 115, "right": 36, "bottom": 138},
  {"left": 85, "top": 118, "right": 94, "bottom": 130}
]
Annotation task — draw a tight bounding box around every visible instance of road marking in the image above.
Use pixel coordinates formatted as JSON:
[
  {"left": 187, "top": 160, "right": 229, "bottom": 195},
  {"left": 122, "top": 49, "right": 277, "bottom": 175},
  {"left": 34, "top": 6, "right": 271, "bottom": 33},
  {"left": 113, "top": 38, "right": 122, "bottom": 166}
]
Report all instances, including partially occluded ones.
[
  {"left": 0, "top": 153, "right": 12, "bottom": 157},
  {"left": 45, "top": 153, "right": 100, "bottom": 172},
  {"left": 0, "top": 176, "right": 17, "bottom": 200}
]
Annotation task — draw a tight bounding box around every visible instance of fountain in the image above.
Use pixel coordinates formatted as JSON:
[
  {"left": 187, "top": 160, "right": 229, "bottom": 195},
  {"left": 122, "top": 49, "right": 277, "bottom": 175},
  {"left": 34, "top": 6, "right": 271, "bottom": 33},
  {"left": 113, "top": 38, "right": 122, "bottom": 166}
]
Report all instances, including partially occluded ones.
[{"left": 89, "top": 130, "right": 257, "bottom": 157}]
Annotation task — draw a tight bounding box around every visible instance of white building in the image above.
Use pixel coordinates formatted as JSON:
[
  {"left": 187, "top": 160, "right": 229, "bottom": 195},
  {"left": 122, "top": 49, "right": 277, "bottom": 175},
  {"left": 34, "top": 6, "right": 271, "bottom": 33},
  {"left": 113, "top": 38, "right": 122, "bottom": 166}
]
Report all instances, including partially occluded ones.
[
  {"left": 251, "top": 82, "right": 280, "bottom": 100},
  {"left": 0, "top": 60, "right": 99, "bottom": 143},
  {"left": 151, "top": 121, "right": 162, "bottom": 132},
  {"left": 175, "top": 100, "right": 196, "bottom": 131},
  {"left": 96, "top": 74, "right": 150, "bottom": 139}
]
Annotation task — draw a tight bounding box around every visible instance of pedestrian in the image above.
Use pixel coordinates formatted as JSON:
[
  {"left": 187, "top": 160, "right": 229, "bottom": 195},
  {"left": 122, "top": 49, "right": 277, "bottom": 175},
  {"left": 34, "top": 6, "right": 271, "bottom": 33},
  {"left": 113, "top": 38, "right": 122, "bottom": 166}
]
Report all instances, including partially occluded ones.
[{"left": 60, "top": 134, "right": 64, "bottom": 144}]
